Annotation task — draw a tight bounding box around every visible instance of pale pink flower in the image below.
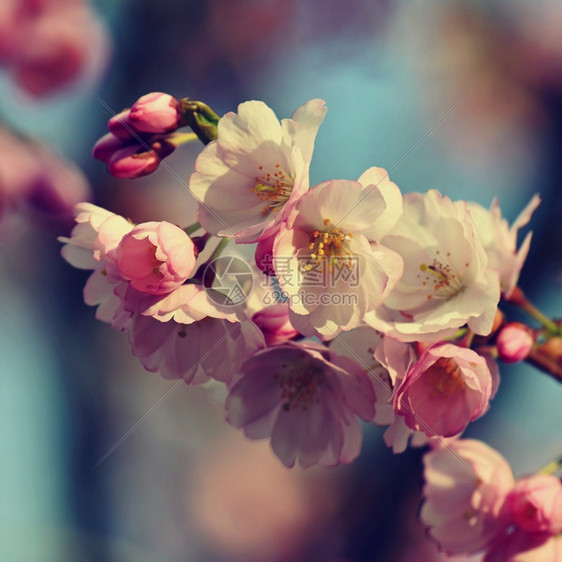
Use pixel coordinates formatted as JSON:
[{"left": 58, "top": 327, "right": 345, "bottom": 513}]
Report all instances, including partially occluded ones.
[
  {"left": 115, "top": 221, "right": 197, "bottom": 295},
  {"left": 484, "top": 530, "right": 562, "bottom": 562},
  {"left": 129, "top": 304, "right": 265, "bottom": 384},
  {"left": 421, "top": 439, "right": 515, "bottom": 556},
  {"left": 395, "top": 343, "right": 493, "bottom": 438},
  {"left": 496, "top": 322, "right": 535, "bottom": 363},
  {"left": 366, "top": 190, "right": 500, "bottom": 342},
  {"left": 372, "top": 335, "right": 430, "bottom": 452},
  {"left": 226, "top": 341, "right": 375, "bottom": 468},
  {"left": 273, "top": 170, "right": 404, "bottom": 340},
  {"left": 329, "top": 326, "right": 428, "bottom": 453},
  {"left": 251, "top": 302, "right": 299, "bottom": 346},
  {"left": 59, "top": 203, "right": 134, "bottom": 325},
  {"left": 507, "top": 474, "right": 562, "bottom": 534},
  {"left": 128, "top": 92, "right": 183, "bottom": 134},
  {"left": 467, "top": 195, "right": 541, "bottom": 298},
  {"left": 61, "top": 204, "right": 266, "bottom": 383},
  {"left": 189, "top": 99, "right": 327, "bottom": 243}
]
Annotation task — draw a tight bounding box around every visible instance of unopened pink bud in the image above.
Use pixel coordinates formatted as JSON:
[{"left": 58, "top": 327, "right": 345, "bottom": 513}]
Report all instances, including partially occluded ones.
[
  {"left": 108, "top": 109, "right": 136, "bottom": 139},
  {"left": 507, "top": 474, "right": 562, "bottom": 534},
  {"left": 92, "top": 133, "right": 129, "bottom": 163},
  {"left": 129, "top": 92, "right": 181, "bottom": 134},
  {"left": 252, "top": 303, "right": 299, "bottom": 346},
  {"left": 496, "top": 322, "right": 534, "bottom": 363},
  {"left": 107, "top": 140, "right": 175, "bottom": 179}
]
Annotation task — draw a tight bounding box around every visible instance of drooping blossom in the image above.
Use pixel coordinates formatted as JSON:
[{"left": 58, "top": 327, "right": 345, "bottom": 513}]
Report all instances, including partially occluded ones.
[
  {"left": 394, "top": 343, "right": 494, "bottom": 438},
  {"left": 421, "top": 439, "right": 515, "bottom": 556},
  {"left": 467, "top": 195, "right": 541, "bottom": 298},
  {"left": 506, "top": 474, "right": 562, "bottom": 534},
  {"left": 226, "top": 341, "right": 375, "bottom": 468},
  {"left": 60, "top": 203, "right": 265, "bottom": 384},
  {"left": 496, "top": 322, "right": 535, "bottom": 363},
  {"left": 189, "top": 98, "right": 327, "bottom": 243},
  {"left": 366, "top": 190, "right": 500, "bottom": 342},
  {"left": 273, "top": 169, "right": 404, "bottom": 340}
]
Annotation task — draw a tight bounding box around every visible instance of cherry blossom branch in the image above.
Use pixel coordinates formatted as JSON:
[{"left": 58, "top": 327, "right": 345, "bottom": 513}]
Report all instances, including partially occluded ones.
[
  {"left": 507, "top": 287, "right": 561, "bottom": 336},
  {"left": 525, "top": 337, "right": 562, "bottom": 384}
]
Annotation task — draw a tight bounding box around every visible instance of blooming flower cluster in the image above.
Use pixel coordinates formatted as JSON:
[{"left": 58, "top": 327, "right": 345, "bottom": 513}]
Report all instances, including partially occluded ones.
[
  {"left": 421, "top": 439, "right": 562, "bottom": 560},
  {"left": 63, "top": 94, "right": 561, "bottom": 556}
]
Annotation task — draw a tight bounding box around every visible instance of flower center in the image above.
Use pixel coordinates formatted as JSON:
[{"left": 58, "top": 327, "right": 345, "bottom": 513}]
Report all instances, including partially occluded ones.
[
  {"left": 418, "top": 252, "right": 465, "bottom": 300},
  {"left": 274, "top": 366, "right": 324, "bottom": 412},
  {"left": 425, "top": 357, "right": 465, "bottom": 397},
  {"left": 251, "top": 163, "right": 294, "bottom": 215},
  {"left": 304, "top": 218, "right": 354, "bottom": 273}
]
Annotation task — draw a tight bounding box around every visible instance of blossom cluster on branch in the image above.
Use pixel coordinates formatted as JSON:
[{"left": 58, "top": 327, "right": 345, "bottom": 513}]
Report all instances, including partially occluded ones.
[{"left": 60, "top": 93, "right": 561, "bottom": 559}]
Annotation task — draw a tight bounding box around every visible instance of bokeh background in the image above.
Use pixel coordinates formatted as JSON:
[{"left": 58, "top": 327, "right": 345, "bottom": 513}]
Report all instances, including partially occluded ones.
[{"left": 1, "top": 0, "right": 562, "bottom": 560}]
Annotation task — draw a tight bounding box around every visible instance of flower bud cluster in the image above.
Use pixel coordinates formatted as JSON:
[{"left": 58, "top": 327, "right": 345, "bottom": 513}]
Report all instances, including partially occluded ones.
[{"left": 93, "top": 92, "right": 186, "bottom": 178}]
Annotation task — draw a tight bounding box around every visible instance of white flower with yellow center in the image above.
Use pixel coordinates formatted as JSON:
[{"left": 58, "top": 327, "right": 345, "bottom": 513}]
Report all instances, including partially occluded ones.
[
  {"left": 467, "top": 194, "right": 540, "bottom": 298},
  {"left": 273, "top": 168, "right": 404, "bottom": 340},
  {"left": 365, "top": 190, "right": 501, "bottom": 342},
  {"left": 189, "top": 99, "right": 326, "bottom": 243}
]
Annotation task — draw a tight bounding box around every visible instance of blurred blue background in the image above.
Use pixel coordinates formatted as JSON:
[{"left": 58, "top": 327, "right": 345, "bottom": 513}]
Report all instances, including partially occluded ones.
[{"left": 1, "top": 0, "right": 561, "bottom": 560}]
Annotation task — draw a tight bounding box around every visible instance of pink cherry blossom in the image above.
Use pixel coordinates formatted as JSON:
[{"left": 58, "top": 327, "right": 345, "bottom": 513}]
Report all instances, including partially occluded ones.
[
  {"left": 61, "top": 204, "right": 266, "bottom": 382},
  {"left": 115, "top": 221, "right": 197, "bottom": 295},
  {"left": 226, "top": 341, "right": 375, "bottom": 468},
  {"left": 251, "top": 302, "right": 299, "bottom": 345},
  {"left": 328, "top": 326, "right": 428, "bottom": 453},
  {"left": 189, "top": 99, "right": 327, "bottom": 243},
  {"left": 467, "top": 195, "right": 541, "bottom": 298},
  {"left": 496, "top": 322, "right": 535, "bottom": 363},
  {"left": 507, "top": 474, "right": 562, "bottom": 534},
  {"left": 59, "top": 203, "right": 134, "bottom": 325},
  {"left": 421, "top": 439, "right": 515, "bottom": 556},
  {"left": 394, "top": 343, "right": 493, "bottom": 438},
  {"left": 129, "top": 92, "right": 182, "bottom": 134},
  {"left": 273, "top": 171, "right": 404, "bottom": 340},
  {"left": 366, "top": 190, "right": 500, "bottom": 343},
  {"left": 129, "top": 306, "right": 265, "bottom": 384}
]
